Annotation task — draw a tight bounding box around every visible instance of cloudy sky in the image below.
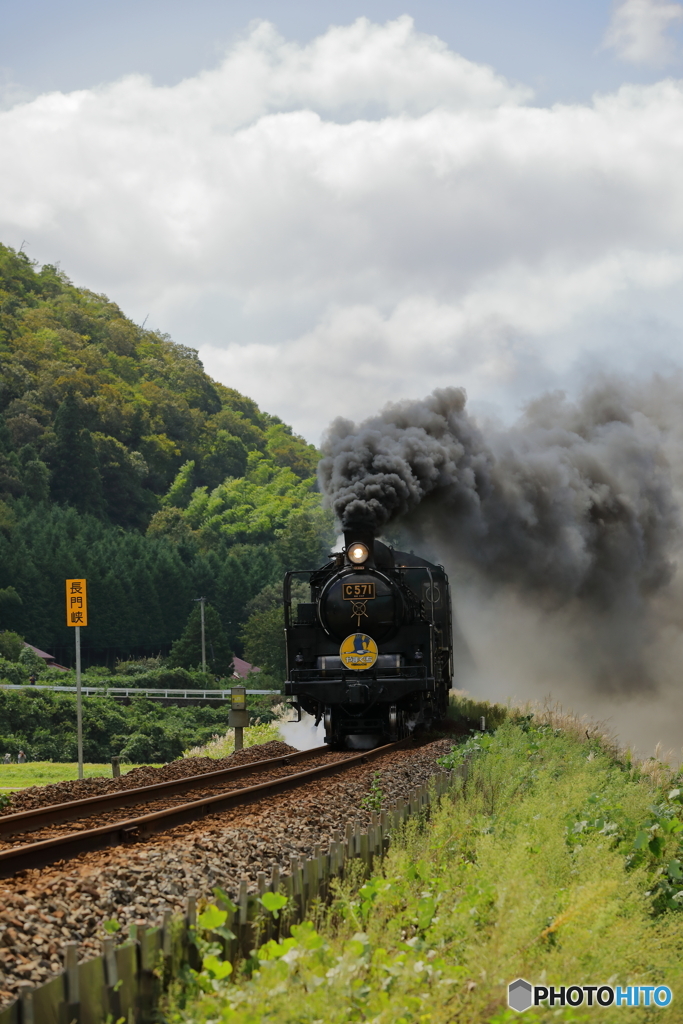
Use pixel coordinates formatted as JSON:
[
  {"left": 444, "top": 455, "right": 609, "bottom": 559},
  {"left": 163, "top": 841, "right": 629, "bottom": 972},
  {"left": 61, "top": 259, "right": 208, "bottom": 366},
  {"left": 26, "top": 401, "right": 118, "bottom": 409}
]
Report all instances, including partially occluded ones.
[{"left": 2, "top": 0, "right": 683, "bottom": 441}]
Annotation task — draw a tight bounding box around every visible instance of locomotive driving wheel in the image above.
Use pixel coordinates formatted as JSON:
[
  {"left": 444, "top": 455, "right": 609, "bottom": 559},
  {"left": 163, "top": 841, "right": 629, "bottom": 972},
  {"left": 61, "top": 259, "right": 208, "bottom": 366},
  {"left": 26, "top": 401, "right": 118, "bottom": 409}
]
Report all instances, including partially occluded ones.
[
  {"left": 324, "top": 706, "right": 334, "bottom": 746},
  {"left": 389, "top": 704, "right": 403, "bottom": 741}
]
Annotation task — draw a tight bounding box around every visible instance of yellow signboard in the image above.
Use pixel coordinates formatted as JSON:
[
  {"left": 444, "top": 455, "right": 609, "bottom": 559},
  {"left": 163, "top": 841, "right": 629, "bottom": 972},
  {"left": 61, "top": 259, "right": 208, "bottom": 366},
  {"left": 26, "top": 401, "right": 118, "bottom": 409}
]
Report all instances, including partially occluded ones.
[
  {"left": 66, "top": 579, "right": 88, "bottom": 627},
  {"left": 339, "top": 633, "right": 378, "bottom": 671}
]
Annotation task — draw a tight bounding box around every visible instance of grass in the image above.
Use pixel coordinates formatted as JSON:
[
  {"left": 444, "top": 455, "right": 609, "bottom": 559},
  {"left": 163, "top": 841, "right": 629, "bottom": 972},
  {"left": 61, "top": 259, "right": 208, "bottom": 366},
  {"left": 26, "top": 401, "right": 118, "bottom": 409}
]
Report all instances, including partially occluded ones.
[
  {"left": 182, "top": 714, "right": 285, "bottom": 759},
  {"left": 0, "top": 761, "right": 162, "bottom": 789},
  {"left": 0, "top": 710, "right": 287, "bottom": 788},
  {"left": 163, "top": 709, "right": 683, "bottom": 1023}
]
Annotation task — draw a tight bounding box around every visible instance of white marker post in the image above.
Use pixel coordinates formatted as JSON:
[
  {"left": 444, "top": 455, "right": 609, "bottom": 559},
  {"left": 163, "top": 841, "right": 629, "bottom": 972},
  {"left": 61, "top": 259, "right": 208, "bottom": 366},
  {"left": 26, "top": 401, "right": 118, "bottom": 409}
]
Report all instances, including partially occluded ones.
[{"left": 66, "top": 579, "right": 87, "bottom": 781}]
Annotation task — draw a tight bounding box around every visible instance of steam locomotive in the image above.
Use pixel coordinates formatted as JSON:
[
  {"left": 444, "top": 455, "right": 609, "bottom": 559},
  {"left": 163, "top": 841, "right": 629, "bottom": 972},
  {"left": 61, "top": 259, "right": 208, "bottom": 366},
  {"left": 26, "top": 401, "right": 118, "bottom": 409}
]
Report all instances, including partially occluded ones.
[{"left": 283, "top": 525, "right": 453, "bottom": 749}]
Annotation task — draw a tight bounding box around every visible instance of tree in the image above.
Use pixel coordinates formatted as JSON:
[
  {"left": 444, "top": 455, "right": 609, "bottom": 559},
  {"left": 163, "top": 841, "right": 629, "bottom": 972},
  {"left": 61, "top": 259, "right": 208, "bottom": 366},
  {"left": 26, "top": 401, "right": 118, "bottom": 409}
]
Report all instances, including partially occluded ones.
[
  {"left": 0, "top": 630, "right": 25, "bottom": 662},
  {"left": 92, "top": 433, "right": 151, "bottom": 528},
  {"left": 265, "top": 423, "right": 319, "bottom": 479},
  {"left": 242, "top": 607, "right": 286, "bottom": 679},
  {"left": 273, "top": 508, "right": 336, "bottom": 570},
  {"left": 21, "top": 456, "right": 50, "bottom": 503},
  {"left": 241, "top": 581, "right": 308, "bottom": 680},
  {"left": 162, "top": 460, "right": 196, "bottom": 509},
  {"left": 49, "top": 396, "right": 104, "bottom": 515},
  {"left": 167, "top": 603, "right": 233, "bottom": 676},
  {"left": 200, "top": 431, "right": 248, "bottom": 489}
]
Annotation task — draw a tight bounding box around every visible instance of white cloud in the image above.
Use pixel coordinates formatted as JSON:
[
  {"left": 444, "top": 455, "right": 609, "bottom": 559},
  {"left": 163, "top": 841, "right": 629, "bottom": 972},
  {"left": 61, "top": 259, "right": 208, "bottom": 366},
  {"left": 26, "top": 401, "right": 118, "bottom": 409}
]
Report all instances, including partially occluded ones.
[
  {"left": 604, "top": 0, "right": 683, "bottom": 65},
  {"left": 2, "top": 18, "right": 683, "bottom": 438}
]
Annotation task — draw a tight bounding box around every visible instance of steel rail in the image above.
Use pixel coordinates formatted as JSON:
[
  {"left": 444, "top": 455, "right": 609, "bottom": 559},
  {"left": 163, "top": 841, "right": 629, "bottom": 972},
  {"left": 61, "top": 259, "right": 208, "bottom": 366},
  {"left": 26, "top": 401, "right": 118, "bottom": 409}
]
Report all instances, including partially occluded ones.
[
  {"left": 0, "top": 746, "right": 330, "bottom": 838},
  {"left": 0, "top": 739, "right": 410, "bottom": 878}
]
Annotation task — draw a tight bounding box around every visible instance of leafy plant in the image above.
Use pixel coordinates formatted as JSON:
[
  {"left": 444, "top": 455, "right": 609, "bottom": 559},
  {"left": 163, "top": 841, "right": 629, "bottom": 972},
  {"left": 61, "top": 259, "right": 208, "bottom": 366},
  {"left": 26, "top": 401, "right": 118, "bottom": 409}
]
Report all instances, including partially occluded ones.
[
  {"left": 201, "top": 954, "right": 232, "bottom": 981},
  {"left": 361, "top": 771, "right": 384, "bottom": 813},
  {"left": 197, "top": 903, "right": 235, "bottom": 944},
  {"left": 258, "top": 892, "right": 288, "bottom": 919}
]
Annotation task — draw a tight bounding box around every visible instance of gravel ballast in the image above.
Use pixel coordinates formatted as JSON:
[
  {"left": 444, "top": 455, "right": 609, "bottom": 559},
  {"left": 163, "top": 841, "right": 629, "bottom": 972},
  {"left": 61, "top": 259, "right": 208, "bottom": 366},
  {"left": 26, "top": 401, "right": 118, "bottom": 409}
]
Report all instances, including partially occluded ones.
[
  {"left": 0, "top": 742, "right": 299, "bottom": 817},
  {"left": 0, "top": 738, "right": 452, "bottom": 1007}
]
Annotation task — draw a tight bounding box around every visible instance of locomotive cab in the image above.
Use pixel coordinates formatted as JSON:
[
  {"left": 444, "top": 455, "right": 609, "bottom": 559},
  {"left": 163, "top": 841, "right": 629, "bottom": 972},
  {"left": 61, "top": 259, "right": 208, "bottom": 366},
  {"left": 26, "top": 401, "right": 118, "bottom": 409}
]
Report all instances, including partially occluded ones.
[{"left": 284, "top": 527, "right": 452, "bottom": 749}]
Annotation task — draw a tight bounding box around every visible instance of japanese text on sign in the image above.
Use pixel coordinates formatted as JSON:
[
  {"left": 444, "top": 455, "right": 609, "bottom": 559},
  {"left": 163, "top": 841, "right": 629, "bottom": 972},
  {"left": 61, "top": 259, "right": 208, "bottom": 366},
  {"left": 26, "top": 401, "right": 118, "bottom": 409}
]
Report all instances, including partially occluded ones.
[{"left": 66, "top": 578, "right": 88, "bottom": 627}]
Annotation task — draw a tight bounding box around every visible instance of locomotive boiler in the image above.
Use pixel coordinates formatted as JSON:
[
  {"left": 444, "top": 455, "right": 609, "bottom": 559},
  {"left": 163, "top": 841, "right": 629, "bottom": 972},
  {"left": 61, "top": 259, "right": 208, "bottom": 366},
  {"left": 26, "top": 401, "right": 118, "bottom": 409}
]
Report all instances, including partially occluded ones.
[{"left": 283, "top": 525, "right": 453, "bottom": 749}]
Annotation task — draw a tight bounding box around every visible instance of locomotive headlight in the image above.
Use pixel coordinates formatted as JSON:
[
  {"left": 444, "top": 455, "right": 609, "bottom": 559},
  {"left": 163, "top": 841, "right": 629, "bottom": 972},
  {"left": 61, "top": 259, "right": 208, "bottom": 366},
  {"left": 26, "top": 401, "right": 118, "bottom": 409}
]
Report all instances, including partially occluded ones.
[{"left": 347, "top": 542, "right": 369, "bottom": 564}]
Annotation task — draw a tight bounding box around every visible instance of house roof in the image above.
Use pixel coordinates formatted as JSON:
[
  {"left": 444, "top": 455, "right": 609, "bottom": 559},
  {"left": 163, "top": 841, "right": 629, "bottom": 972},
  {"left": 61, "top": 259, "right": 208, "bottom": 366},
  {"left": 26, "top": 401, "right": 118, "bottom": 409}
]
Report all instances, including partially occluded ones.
[
  {"left": 23, "top": 643, "right": 69, "bottom": 671},
  {"left": 233, "top": 656, "right": 260, "bottom": 679}
]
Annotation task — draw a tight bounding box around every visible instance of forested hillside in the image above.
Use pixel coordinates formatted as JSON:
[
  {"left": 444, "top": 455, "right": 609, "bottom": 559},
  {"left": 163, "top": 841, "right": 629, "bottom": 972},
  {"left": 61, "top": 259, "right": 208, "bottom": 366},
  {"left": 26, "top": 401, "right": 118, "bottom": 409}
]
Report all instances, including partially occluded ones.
[{"left": 0, "top": 244, "right": 333, "bottom": 666}]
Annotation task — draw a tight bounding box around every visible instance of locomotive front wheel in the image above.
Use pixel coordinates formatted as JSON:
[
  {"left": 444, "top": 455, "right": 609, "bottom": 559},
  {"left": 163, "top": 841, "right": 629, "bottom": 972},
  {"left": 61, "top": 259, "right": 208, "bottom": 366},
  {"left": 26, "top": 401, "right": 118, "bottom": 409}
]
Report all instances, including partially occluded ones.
[
  {"left": 389, "top": 704, "right": 399, "bottom": 740},
  {"left": 324, "top": 706, "right": 334, "bottom": 745}
]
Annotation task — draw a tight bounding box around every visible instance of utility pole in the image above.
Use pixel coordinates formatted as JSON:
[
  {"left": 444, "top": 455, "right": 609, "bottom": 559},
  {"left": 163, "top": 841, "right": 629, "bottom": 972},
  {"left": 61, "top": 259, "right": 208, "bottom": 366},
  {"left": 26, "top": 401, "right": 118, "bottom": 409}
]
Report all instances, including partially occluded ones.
[{"left": 194, "top": 597, "right": 206, "bottom": 672}]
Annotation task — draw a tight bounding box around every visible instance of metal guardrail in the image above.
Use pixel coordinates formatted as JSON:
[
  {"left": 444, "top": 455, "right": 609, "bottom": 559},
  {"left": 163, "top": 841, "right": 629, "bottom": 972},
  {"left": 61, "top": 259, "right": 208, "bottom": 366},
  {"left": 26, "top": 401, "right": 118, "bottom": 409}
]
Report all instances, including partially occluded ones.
[{"left": 0, "top": 685, "right": 280, "bottom": 699}]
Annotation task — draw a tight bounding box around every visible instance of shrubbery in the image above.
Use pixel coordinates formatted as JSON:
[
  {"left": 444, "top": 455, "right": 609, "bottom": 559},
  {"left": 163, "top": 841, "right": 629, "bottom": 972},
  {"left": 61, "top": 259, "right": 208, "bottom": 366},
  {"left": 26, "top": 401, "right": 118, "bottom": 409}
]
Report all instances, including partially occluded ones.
[
  {"left": 0, "top": 688, "right": 281, "bottom": 762},
  {"left": 0, "top": 658, "right": 27, "bottom": 686}
]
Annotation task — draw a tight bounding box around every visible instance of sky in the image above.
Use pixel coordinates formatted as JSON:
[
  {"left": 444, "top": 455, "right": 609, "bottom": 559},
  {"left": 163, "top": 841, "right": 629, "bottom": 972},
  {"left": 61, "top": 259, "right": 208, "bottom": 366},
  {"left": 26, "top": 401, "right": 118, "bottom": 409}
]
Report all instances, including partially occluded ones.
[{"left": 2, "top": 0, "right": 683, "bottom": 442}]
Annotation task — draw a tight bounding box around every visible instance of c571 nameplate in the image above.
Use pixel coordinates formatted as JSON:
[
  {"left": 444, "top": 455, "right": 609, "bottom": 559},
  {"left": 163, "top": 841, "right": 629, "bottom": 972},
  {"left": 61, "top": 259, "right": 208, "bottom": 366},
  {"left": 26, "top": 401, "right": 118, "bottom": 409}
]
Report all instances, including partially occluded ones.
[{"left": 342, "top": 581, "right": 376, "bottom": 601}]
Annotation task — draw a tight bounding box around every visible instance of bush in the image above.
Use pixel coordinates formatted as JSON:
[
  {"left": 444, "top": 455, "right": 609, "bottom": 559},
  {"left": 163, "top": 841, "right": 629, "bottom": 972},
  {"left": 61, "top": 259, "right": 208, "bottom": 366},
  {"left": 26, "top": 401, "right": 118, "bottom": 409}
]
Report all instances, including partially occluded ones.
[
  {"left": 38, "top": 666, "right": 223, "bottom": 691},
  {"left": 18, "top": 646, "right": 47, "bottom": 675},
  {"left": 41, "top": 667, "right": 72, "bottom": 683},
  {"left": 119, "top": 727, "right": 186, "bottom": 763},
  {"left": 114, "top": 657, "right": 165, "bottom": 676},
  {"left": 0, "top": 631, "right": 24, "bottom": 663},
  {"left": 0, "top": 689, "right": 237, "bottom": 762},
  {"left": 113, "top": 667, "right": 219, "bottom": 690},
  {"left": 0, "top": 658, "right": 28, "bottom": 685}
]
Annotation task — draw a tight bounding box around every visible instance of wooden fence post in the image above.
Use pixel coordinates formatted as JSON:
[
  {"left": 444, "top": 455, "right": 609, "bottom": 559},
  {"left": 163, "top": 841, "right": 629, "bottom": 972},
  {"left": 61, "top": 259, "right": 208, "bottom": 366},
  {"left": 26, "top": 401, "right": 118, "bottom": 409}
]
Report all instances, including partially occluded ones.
[
  {"left": 103, "top": 936, "right": 121, "bottom": 1021},
  {"left": 19, "top": 989, "right": 33, "bottom": 1024},
  {"left": 63, "top": 942, "right": 80, "bottom": 1024}
]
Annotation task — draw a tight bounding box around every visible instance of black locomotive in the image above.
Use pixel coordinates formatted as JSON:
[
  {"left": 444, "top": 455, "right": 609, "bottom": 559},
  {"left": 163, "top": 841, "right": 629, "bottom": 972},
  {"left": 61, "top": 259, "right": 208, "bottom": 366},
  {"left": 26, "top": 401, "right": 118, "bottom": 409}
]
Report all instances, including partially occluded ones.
[{"left": 283, "top": 525, "right": 453, "bottom": 749}]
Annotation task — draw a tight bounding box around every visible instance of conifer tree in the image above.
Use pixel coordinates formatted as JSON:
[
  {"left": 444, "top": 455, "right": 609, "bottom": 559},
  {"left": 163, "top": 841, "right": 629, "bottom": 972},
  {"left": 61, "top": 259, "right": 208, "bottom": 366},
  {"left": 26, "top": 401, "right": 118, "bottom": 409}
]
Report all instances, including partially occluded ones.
[
  {"left": 49, "top": 396, "right": 104, "bottom": 515},
  {"left": 167, "top": 603, "right": 233, "bottom": 676}
]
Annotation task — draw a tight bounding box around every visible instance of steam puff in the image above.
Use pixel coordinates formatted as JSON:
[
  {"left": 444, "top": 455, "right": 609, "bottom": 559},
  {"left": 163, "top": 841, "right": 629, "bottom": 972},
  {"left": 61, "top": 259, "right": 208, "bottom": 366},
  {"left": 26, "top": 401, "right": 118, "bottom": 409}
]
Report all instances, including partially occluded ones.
[{"left": 319, "top": 383, "right": 679, "bottom": 610}]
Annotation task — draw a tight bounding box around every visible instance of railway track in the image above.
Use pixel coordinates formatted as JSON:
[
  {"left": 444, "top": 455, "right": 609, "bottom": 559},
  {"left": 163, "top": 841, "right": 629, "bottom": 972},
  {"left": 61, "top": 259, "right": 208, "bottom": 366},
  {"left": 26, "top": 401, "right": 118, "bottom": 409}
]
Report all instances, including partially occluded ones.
[{"left": 0, "top": 740, "right": 410, "bottom": 878}]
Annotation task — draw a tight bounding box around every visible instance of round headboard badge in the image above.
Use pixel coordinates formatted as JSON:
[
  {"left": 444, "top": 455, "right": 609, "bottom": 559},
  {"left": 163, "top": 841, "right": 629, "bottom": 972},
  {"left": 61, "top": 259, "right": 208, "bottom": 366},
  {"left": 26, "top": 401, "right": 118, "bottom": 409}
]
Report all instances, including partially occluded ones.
[
  {"left": 339, "top": 633, "right": 378, "bottom": 670},
  {"left": 347, "top": 542, "right": 369, "bottom": 565}
]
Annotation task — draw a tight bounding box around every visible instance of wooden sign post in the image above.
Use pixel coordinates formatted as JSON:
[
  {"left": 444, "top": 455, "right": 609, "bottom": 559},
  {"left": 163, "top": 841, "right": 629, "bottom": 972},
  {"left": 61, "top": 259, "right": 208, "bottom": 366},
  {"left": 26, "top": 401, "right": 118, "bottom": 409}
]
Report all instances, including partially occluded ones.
[{"left": 66, "top": 579, "right": 88, "bottom": 780}]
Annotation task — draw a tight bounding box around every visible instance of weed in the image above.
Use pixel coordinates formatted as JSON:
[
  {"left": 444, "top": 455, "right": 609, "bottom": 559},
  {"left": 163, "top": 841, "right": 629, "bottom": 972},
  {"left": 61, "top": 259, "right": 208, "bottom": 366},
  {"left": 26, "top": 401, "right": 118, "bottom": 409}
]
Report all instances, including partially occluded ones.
[
  {"left": 182, "top": 720, "right": 282, "bottom": 758},
  {"left": 361, "top": 771, "right": 384, "bottom": 813}
]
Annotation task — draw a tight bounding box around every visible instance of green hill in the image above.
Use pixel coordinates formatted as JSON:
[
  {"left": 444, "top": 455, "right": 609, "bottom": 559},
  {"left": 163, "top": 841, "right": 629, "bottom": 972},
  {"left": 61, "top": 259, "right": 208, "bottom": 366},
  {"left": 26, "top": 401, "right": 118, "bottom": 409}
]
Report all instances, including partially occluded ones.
[{"left": 0, "top": 243, "right": 332, "bottom": 664}]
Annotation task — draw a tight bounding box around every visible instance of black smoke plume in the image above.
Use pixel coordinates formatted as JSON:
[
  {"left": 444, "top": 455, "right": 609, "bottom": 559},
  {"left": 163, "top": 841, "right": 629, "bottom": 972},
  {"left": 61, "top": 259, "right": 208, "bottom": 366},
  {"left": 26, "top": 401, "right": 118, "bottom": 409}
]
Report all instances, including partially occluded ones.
[{"left": 319, "top": 382, "right": 681, "bottom": 693}]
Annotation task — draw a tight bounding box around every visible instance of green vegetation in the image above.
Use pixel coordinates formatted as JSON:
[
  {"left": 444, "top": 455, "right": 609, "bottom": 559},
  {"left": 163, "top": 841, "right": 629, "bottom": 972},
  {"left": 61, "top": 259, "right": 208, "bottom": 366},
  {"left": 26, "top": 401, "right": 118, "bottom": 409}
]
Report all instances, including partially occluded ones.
[
  {"left": 446, "top": 688, "right": 509, "bottom": 731},
  {"left": 0, "top": 761, "right": 161, "bottom": 790},
  {"left": 165, "top": 712, "right": 683, "bottom": 1023},
  {"left": 168, "top": 603, "right": 233, "bottom": 676},
  {"left": 241, "top": 581, "right": 309, "bottom": 678},
  {"left": 0, "top": 687, "right": 282, "bottom": 764},
  {"left": 0, "top": 242, "right": 334, "bottom": 665},
  {"left": 183, "top": 719, "right": 284, "bottom": 759}
]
